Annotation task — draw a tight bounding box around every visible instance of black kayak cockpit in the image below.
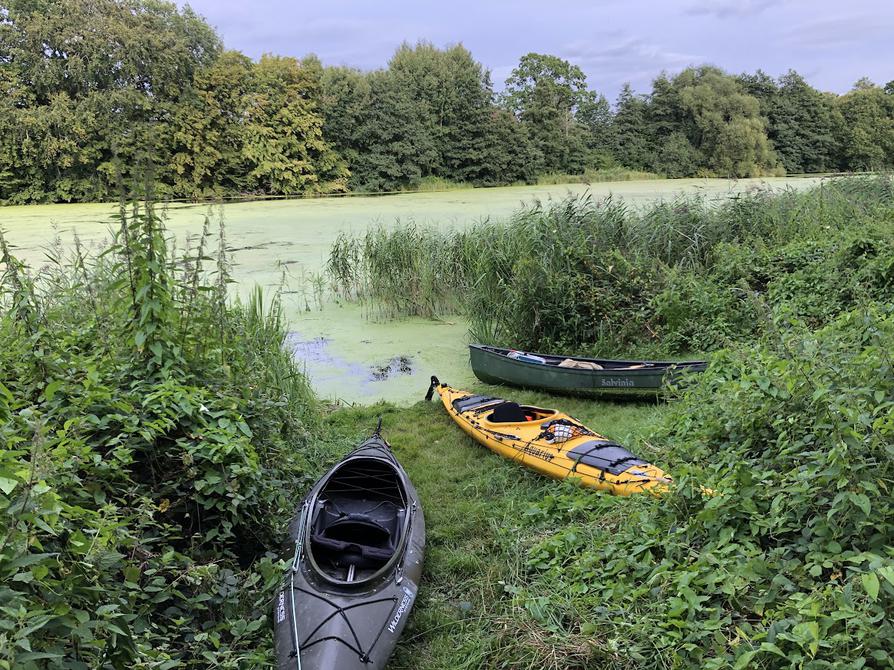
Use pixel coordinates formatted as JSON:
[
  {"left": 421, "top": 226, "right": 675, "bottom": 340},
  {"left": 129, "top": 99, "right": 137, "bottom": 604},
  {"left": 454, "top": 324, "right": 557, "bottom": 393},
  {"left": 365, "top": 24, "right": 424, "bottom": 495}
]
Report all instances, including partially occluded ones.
[
  {"left": 307, "top": 456, "right": 408, "bottom": 584},
  {"left": 487, "top": 402, "right": 557, "bottom": 423}
]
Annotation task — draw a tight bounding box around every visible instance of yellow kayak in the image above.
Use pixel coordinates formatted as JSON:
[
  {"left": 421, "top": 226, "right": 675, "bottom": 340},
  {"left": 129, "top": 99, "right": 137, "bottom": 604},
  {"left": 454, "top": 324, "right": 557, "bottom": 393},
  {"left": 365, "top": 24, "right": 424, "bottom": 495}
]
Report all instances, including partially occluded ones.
[{"left": 426, "top": 377, "right": 672, "bottom": 496}]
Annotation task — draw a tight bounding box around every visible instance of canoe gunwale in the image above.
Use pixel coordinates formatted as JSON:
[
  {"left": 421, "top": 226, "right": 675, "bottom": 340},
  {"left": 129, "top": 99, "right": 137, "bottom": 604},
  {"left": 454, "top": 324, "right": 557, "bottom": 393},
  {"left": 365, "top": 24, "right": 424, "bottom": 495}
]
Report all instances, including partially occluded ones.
[{"left": 470, "top": 343, "right": 706, "bottom": 372}]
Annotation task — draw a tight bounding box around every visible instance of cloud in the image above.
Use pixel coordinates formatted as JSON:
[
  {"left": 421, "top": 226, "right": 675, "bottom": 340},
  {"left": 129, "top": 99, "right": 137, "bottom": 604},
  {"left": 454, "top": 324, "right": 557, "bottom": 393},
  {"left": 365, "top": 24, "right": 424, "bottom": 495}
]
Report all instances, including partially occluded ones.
[
  {"left": 685, "top": 0, "right": 777, "bottom": 18},
  {"left": 782, "top": 13, "right": 894, "bottom": 49},
  {"left": 686, "top": 0, "right": 778, "bottom": 18},
  {"left": 561, "top": 36, "right": 700, "bottom": 92},
  {"left": 181, "top": 0, "right": 892, "bottom": 101},
  {"left": 184, "top": 1, "right": 431, "bottom": 66}
]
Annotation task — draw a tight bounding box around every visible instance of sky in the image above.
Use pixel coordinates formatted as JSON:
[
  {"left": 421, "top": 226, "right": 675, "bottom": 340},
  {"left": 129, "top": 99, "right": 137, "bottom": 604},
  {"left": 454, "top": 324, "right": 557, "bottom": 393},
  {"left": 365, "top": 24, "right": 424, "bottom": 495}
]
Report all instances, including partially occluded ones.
[{"left": 181, "top": 0, "right": 894, "bottom": 101}]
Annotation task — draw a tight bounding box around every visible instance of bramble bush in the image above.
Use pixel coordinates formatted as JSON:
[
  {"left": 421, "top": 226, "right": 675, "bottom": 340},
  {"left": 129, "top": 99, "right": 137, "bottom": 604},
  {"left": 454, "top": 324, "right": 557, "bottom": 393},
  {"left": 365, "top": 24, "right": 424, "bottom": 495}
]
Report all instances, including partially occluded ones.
[{"left": 0, "top": 198, "right": 318, "bottom": 668}]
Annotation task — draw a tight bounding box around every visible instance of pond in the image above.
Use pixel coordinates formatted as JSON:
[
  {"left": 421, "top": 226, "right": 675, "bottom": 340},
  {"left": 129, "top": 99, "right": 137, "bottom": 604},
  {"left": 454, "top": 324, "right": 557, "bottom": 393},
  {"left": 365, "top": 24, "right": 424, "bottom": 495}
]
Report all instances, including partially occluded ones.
[{"left": 0, "top": 177, "right": 825, "bottom": 404}]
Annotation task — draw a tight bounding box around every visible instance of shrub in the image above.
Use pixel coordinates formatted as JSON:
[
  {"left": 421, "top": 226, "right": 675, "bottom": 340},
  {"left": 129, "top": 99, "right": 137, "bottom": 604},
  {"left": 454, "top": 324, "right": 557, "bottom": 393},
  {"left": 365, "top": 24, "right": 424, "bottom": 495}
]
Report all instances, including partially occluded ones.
[
  {"left": 509, "top": 306, "right": 894, "bottom": 668},
  {"left": 0, "top": 199, "right": 317, "bottom": 667}
]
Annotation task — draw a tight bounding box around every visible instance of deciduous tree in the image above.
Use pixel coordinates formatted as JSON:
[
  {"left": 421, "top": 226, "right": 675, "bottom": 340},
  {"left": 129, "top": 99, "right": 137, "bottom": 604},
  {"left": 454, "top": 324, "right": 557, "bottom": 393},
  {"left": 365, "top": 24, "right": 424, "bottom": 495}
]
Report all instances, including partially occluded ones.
[{"left": 503, "top": 53, "right": 594, "bottom": 173}]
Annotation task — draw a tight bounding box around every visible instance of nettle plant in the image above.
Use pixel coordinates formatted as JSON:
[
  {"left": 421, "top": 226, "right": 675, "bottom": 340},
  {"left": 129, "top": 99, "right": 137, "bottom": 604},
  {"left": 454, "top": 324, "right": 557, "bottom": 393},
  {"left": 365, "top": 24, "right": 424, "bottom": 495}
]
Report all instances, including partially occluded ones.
[{"left": 0, "top": 195, "right": 316, "bottom": 668}]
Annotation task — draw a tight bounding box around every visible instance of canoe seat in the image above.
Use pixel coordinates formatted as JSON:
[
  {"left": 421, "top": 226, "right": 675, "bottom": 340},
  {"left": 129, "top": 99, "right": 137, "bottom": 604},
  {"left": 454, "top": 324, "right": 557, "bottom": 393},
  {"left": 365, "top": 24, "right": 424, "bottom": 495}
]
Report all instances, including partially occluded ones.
[
  {"left": 566, "top": 440, "right": 647, "bottom": 475},
  {"left": 310, "top": 498, "right": 403, "bottom": 570}
]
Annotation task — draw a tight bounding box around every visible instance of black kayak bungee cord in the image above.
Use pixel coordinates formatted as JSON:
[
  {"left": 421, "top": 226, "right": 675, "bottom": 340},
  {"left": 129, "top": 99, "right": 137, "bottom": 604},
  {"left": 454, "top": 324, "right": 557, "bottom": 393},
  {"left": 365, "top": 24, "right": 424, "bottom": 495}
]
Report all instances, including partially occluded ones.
[{"left": 289, "top": 500, "right": 310, "bottom": 670}]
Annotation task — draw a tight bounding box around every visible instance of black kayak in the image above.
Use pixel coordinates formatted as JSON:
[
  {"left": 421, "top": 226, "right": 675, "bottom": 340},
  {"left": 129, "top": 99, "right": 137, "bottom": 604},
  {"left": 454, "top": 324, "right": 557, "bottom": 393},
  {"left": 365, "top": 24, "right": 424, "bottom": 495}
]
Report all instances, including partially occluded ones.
[{"left": 273, "top": 428, "right": 425, "bottom": 670}]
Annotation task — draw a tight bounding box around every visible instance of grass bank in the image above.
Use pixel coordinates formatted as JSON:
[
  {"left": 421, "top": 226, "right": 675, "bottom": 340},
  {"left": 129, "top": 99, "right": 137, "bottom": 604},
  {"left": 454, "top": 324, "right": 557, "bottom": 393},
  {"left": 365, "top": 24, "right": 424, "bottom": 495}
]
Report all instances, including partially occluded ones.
[
  {"left": 323, "top": 389, "right": 665, "bottom": 670},
  {"left": 537, "top": 167, "right": 663, "bottom": 185}
]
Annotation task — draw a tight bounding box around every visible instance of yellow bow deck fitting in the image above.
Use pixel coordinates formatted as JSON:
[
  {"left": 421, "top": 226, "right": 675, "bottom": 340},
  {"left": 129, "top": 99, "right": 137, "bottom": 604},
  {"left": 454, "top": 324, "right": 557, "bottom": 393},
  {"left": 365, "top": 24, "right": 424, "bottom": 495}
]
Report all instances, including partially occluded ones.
[{"left": 426, "top": 377, "right": 672, "bottom": 496}]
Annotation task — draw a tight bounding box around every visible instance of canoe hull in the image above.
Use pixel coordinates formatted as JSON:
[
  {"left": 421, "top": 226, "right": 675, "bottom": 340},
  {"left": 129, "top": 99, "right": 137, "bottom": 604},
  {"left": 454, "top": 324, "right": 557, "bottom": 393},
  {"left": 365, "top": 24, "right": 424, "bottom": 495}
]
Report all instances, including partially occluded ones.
[
  {"left": 273, "top": 436, "right": 424, "bottom": 670},
  {"left": 469, "top": 344, "right": 706, "bottom": 397}
]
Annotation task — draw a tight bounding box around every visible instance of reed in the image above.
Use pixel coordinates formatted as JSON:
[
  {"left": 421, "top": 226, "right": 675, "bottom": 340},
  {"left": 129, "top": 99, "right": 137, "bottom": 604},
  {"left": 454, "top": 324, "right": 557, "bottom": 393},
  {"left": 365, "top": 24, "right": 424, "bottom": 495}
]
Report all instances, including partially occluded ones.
[
  {"left": 326, "top": 175, "right": 894, "bottom": 354},
  {"left": 408, "top": 175, "right": 472, "bottom": 192}
]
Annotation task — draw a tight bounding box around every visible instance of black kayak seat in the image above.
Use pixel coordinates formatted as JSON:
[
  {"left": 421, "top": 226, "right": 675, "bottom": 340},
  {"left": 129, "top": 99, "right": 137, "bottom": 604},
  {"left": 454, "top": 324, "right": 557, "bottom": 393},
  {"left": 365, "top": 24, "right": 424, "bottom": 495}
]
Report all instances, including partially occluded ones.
[
  {"left": 310, "top": 503, "right": 402, "bottom": 570},
  {"left": 566, "top": 440, "right": 647, "bottom": 475}
]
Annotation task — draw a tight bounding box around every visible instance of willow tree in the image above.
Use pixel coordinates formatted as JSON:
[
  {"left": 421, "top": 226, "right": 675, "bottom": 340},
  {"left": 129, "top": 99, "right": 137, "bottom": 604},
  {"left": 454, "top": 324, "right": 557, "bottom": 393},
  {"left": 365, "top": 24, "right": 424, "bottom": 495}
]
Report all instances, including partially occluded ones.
[
  {"left": 739, "top": 70, "right": 841, "bottom": 173},
  {"left": 674, "top": 66, "right": 779, "bottom": 177}
]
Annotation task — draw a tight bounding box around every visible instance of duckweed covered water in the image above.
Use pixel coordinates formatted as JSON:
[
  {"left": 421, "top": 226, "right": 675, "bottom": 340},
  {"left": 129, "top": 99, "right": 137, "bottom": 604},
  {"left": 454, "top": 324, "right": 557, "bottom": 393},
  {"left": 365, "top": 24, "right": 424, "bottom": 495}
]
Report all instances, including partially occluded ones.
[{"left": 1, "top": 177, "right": 824, "bottom": 403}]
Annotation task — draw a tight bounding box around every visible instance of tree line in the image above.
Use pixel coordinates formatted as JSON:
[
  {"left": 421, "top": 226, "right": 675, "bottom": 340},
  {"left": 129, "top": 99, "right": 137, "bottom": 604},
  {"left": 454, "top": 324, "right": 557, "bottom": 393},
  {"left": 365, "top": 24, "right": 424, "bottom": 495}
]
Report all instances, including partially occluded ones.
[{"left": 2, "top": 0, "right": 894, "bottom": 204}]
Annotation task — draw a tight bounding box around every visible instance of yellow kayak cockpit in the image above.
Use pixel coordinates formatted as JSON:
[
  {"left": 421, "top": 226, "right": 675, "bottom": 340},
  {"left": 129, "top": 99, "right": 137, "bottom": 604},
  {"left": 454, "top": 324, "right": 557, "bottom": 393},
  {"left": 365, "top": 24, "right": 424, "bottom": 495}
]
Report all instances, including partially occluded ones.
[
  {"left": 485, "top": 401, "right": 556, "bottom": 424},
  {"left": 429, "top": 379, "right": 672, "bottom": 496}
]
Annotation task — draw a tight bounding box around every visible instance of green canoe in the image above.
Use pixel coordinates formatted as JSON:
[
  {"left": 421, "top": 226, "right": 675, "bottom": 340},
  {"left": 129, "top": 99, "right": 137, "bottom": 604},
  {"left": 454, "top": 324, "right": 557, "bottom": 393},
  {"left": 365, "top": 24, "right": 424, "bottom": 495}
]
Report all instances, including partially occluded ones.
[{"left": 469, "top": 344, "right": 706, "bottom": 396}]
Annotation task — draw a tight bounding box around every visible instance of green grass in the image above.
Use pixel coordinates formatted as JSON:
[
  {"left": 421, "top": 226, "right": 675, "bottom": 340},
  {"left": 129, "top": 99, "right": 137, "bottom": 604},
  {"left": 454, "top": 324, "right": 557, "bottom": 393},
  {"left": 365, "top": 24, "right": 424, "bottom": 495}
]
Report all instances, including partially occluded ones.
[
  {"left": 320, "top": 386, "right": 667, "bottom": 669},
  {"left": 407, "top": 176, "right": 473, "bottom": 192},
  {"left": 537, "top": 167, "right": 663, "bottom": 185}
]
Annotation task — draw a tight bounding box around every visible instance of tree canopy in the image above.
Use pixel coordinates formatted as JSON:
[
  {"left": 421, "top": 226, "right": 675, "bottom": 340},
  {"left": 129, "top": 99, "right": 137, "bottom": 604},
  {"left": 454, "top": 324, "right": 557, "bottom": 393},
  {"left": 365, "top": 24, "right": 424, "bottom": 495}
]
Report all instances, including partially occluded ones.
[
  {"left": 2, "top": 0, "right": 894, "bottom": 203},
  {"left": 501, "top": 53, "right": 595, "bottom": 173}
]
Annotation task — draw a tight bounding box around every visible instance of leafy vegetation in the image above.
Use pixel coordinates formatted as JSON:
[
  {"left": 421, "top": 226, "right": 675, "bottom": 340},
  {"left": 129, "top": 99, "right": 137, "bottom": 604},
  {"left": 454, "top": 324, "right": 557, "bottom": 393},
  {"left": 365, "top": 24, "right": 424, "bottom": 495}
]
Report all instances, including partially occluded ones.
[
  {"left": 319, "top": 44, "right": 538, "bottom": 192},
  {"left": 4, "top": 3, "right": 894, "bottom": 666},
  {"left": 0, "top": 0, "right": 345, "bottom": 203},
  {"left": 322, "top": 301, "right": 894, "bottom": 670},
  {"left": 3, "top": 0, "right": 894, "bottom": 203},
  {"left": 476, "top": 306, "right": 894, "bottom": 668},
  {"left": 0, "top": 196, "right": 323, "bottom": 667},
  {"left": 323, "top": 175, "right": 894, "bottom": 669},
  {"left": 4, "top": 177, "right": 894, "bottom": 668}
]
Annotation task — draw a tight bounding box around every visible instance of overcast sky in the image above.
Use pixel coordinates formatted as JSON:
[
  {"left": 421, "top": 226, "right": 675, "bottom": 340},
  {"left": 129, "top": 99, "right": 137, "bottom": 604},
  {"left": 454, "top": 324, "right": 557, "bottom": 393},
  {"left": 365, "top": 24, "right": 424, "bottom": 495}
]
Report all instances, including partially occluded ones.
[{"left": 182, "top": 0, "right": 894, "bottom": 101}]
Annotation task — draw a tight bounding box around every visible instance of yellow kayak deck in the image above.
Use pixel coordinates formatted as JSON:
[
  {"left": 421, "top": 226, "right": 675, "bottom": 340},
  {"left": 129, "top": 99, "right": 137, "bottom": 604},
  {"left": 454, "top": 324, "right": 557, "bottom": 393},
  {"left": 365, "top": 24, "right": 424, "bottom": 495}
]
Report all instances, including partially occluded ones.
[{"left": 431, "top": 380, "right": 671, "bottom": 496}]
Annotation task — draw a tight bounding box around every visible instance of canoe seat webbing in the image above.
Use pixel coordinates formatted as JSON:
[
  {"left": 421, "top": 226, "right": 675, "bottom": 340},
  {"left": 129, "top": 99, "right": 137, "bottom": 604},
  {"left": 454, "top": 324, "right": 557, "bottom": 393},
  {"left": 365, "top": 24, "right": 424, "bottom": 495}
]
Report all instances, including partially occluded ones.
[
  {"left": 567, "top": 440, "right": 647, "bottom": 475},
  {"left": 452, "top": 395, "right": 501, "bottom": 413}
]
